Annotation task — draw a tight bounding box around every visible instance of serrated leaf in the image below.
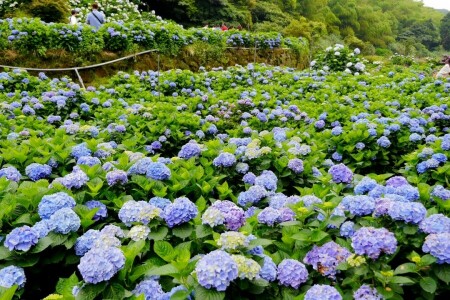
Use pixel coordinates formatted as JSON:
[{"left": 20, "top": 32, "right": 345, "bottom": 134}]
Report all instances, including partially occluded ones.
[
  {"left": 75, "top": 282, "right": 106, "bottom": 300},
  {"left": 194, "top": 286, "right": 225, "bottom": 300},
  {"left": 420, "top": 277, "right": 436, "bottom": 294},
  {"left": 103, "top": 283, "right": 125, "bottom": 299},
  {"left": 148, "top": 226, "right": 169, "bottom": 241},
  {"left": 394, "top": 263, "right": 417, "bottom": 275},
  {"left": 434, "top": 265, "right": 450, "bottom": 284},
  {"left": 31, "top": 236, "right": 53, "bottom": 253},
  {"left": 154, "top": 241, "right": 176, "bottom": 262},
  {"left": 56, "top": 273, "right": 78, "bottom": 298},
  {"left": 146, "top": 263, "right": 179, "bottom": 276},
  {"left": 195, "top": 225, "right": 213, "bottom": 238},
  {"left": 0, "top": 246, "right": 12, "bottom": 260},
  {"left": 172, "top": 224, "right": 193, "bottom": 239}
]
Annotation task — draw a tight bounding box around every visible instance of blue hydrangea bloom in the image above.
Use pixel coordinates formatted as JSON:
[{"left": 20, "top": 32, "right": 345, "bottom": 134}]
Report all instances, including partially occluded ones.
[
  {"left": 0, "top": 266, "right": 26, "bottom": 288},
  {"left": 419, "top": 214, "right": 450, "bottom": 234},
  {"left": 422, "top": 233, "right": 450, "bottom": 263},
  {"left": 71, "top": 143, "right": 91, "bottom": 159},
  {"left": 49, "top": 208, "right": 81, "bottom": 234},
  {"left": 4, "top": 225, "right": 39, "bottom": 251},
  {"left": 341, "top": 195, "right": 375, "bottom": 216},
  {"left": 128, "top": 158, "right": 153, "bottom": 175},
  {"left": 133, "top": 278, "right": 165, "bottom": 300},
  {"left": 32, "top": 220, "right": 53, "bottom": 238},
  {"left": 209, "top": 200, "right": 245, "bottom": 230},
  {"left": 75, "top": 229, "right": 101, "bottom": 256},
  {"left": 385, "top": 176, "right": 408, "bottom": 188},
  {"left": 387, "top": 201, "right": 426, "bottom": 224},
  {"left": 160, "top": 285, "right": 191, "bottom": 300},
  {"left": 354, "top": 284, "right": 383, "bottom": 300},
  {"left": 258, "top": 207, "right": 281, "bottom": 226},
  {"left": 163, "top": 197, "right": 198, "bottom": 227},
  {"left": 432, "top": 185, "right": 450, "bottom": 200},
  {"left": 38, "top": 192, "right": 76, "bottom": 219},
  {"left": 259, "top": 255, "right": 277, "bottom": 282},
  {"left": 213, "top": 152, "right": 236, "bottom": 167},
  {"left": 340, "top": 221, "right": 355, "bottom": 238},
  {"left": 59, "top": 167, "right": 89, "bottom": 189},
  {"left": 328, "top": 163, "right": 353, "bottom": 184},
  {"left": 178, "top": 142, "right": 202, "bottom": 159},
  {"left": 354, "top": 177, "right": 377, "bottom": 194},
  {"left": 195, "top": 250, "right": 238, "bottom": 291},
  {"left": 77, "top": 156, "right": 101, "bottom": 167},
  {"left": 106, "top": 170, "right": 128, "bottom": 186},
  {"left": 119, "top": 200, "right": 161, "bottom": 227},
  {"left": 149, "top": 197, "right": 171, "bottom": 210},
  {"left": 277, "top": 259, "right": 308, "bottom": 289},
  {"left": 303, "top": 241, "right": 351, "bottom": 278},
  {"left": 393, "top": 185, "right": 419, "bottom": 201},
  {"left": 376, "top": 136, "right": 391, "bottom": 148},
  {"left": 305, "top": 285, "right": 342, "bottom": 300},
  {"left": 238, "top": 185, "right": 267, "bottom": 207},
  {"left": 288, "top": 158, "right": 304, "bottom": 174},
  {"left": 351, "top": 227, "right": 397, "bottom": 259},
  {"left": 78, "top": 247, "right": 125, "bottom": 284},
  {"left": 0, "top": 166, "right": 21, "bottom": 182},
  {"left": 243, "top": 172, "right": 256, "bottom": 185},
  {"left": 85, "top": 200, "right": 108, "bottom": 220},
  {"left": 300, "top": 195, "right": 322, "bottom": 207},
  {"left": 25, "top": 163, "right": 52, "bottom": 181},
  {"left": 147, "top": 162, "right": 171, "bottom": 180},
  {"left": 254, "top": 170, "right": 278, "bottom": 191}
]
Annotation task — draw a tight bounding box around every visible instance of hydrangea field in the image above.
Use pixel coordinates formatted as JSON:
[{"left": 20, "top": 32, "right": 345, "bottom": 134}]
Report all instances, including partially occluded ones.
[{"left": 0, "top": 45, "right": 450, "bottom": 300}]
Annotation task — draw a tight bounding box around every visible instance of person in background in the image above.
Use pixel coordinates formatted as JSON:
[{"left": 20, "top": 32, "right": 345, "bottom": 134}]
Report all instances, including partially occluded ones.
[
  {"left": 436, "top": 56, "right": 450, "bottom": 79},
  {"left": 221, "top": 23, "right": 228, "bottom": 31},
  {"left": 86, "top": 3, "right": 105, "bottom": 30},
  {"left": 69, "top": 10, "right": 78, "bottom": 25},
  {"left": 203, "top": 23, "right": 209, "bottom": 29}
]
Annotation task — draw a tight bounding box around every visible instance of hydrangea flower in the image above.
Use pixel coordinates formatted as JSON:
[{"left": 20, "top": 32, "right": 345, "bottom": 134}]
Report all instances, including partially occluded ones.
[
  {"left": 118, "top": 200, "right": 161, "bottom": 227},
  {"left": 163, "top": 197, "right": 198, "bottom": 227},
  {"left": 385, "top": 176, "right": 408, "bottom": 188},
  {"left": 387, "top": 201, "right": 426, "bottom": 224},
  {"left": 128, "top": 158, "right": 153, "bottom": 175},
  {"left": 340, "top": 221, "right": 355, "bottom": 237},
  {"left": 231, "top": 255, "right": 261, "bottom": 280},
  {"left": 4, "top": 225, "right": 39, "bottom": 252},
  {"left": 341, "top": 195, "right": 375, "bottom": 216},
  {"left": 328, "top": 164, "right": 353, "bottom": 184},
  {"left": 77, "top": 156, "right": 101, "bottom": 167},
  {"left": 32, "top": 219, "right": 53, "bottom": 238},
  {"left": 25, "top": 163, "right": 52, "bottom": 181},
  {"left": 254, "top": 170, "right": 278, "bottom": 191},
  {"left": 259, "top": 255, "right": 277, "bottom": 282},
  {"left": 217, "top": 232, "right": 249, "bottom": 251},
  {"left": 277, "top": 259, "right": 308, "bottom": 289},
  {"left": 133, "top": 279, "right": 165, "bottom": 300},
  {"left": 238, "top": 185, "right": 267, "bottom": 207},
  {"left": 149, "top": 197, "right": 171, "bottom": 210},
  {"left": 0, "top": 166, "right": 22, "bottom": 182},
  {"left": 195, "top": 250, "right": 238, "bottom": 291},
  {"left": 213, "top": 153, "right": 236, "bottom": 167},
  {"left": 128, "top": 225, "right": 150, "bottom": 241},
  {"left": 49, "top": 208, "right": 81, "bottom": 234},
  {"left": 75, "top": 229, "right": 101, "bottom": 256},
  {"left": 147, "top": 162, "right": 171, "bottom": 180},
  {"left": 78, "top": 247, "right": 125, "bottom": 284},
  {"left": 243, "top": 172, "right": 256, "bottom": 185},
  {"left": 178, "top": 142, "right": 202, "bottom": 159},
  {"left": 305, "top": 284, "right": 342, "bottom": 300},
  {"left": 38, "top": 192, "right": 76, "bottom": 219},
  {"left": 106, "top": 170, "right": 128, "bottom": 186},
  {"left": 205, "top": 200, "right": 245, "bottom": 230},
  {"left": 422, "top": 233, "right": 450, "bottom": 263},
  {"left": 0, "top": 266, "right": 26, "bottom": 288},
  {"left": 59, "top": 167, "right": 89, "bottom": 189},
  {"left": 288, "top": 158, "right": 304, "bottom": 174},
  {"left": 303, "top": 241, "right": 351, "bottom": 278},
  {"left": 85, "top": 200, "right": 108, "bottom": 221},
  {"left": 258, "top": 207, "right": 281, "bottom": 226},
  {"left": 71, "top": 143, "right": 91, "bottom": 159},
  {"left": 353, "top": 284, "right": 383, "bottom": 300},
  {"left": 354, "top": 177, "right": 377, "bottom": 194},
  {"left": 419, "top": 214, "right": 450, "bottom": 234},
  {"left": 431, "top": 185, "right": 450, "bottom": 201},
  {"left": 351, "top": 227, "right": 397, "bottom": 259}
]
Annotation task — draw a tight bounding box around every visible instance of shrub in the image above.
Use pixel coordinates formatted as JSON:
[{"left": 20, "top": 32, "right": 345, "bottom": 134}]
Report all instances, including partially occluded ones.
[{"left": 30, "top": 0, "right": 70, "bottom": 23}]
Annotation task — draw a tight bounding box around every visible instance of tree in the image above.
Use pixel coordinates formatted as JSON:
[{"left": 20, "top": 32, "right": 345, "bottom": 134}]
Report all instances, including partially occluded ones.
[{"left": 441, "top": 12, "right": 450, "bottom": 50}]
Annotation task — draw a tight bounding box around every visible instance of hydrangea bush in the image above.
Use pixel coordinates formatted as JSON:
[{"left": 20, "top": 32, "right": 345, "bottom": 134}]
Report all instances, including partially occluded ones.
[{"left": 0, "top": 59, "right": 449, "bottom": 299}]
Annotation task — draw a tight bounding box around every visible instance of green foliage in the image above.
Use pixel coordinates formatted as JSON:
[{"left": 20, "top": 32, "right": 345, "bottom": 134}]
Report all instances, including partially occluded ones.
[
  {"left": 441, "top": 12, "right": 450, "bottom": 50},
  {"left": 30, "top": 0, "right": 70, "bottom": 23}
]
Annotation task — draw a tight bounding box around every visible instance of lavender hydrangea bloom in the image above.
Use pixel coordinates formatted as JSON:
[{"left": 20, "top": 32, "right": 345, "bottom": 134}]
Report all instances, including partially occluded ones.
[
  {"left": 149, "top": 197, "right": 171, "bottom": 210},
  {"left": 133, "top": 279, "right": 165, "bottom": 300},
  {"left": 258, "top": 207, "right": 281, "bottom": 226},
  {"left": 71, "top": 143, "right": 91, "bottom": 159},
  {"left": 431, "top": 185, "right": 450, "bottom": 200},
  {"left": 238, "top": 185, "right": 267, "bottom": 206},
  {"left": 279, "top": 207, "right": 295, "bottom": 222},
  {"left": 341, "top": 195, "right": 375, "bottom": 216},
  {"left": 419, "top": 214, "right": 450, "bottom": 234},
  {"left": 277, "top": 259, "right": 308, "bottom": 289},
  {"left": 385, "top": 176, "right": 408, "bottom": 188},
  {"left": 49, "top": 208, "right": 81, "bottom": 234},
  {"left": 376, "top": 136, "right": 391, "bottom": 148},
  {"left": 303, "top": 241, "right": 351, "bottom": 278},
  {"left": 77, "top": 156, "right": 101, "bottom": 167},
  {"left": 128, "top": 158, "right": 153, "bottom": 175},
  {"left": 387, "top": 201, "right": 426, "bottom": 224},
  {"left": 4, "top": 225, "right": 39, "bottom": 251},
  {"left": 59, "top": 167, "right": 89, "bottom": 189},
  {"left": 38, "top": 192, "right": 76, "bottom": 219},
  {"left": 32, "top": 219, "right": 53, "bottom": 238},
  {"left": 213, "top": 153, "right": 237, "bottom": 167},
  {"left": 422, "top": 233, "right": 450, "bottom": 263},
  {"left": 106, "top": 170, "right": 128, "bottom": 186},
  {"left": 340, "top": 221, "right": 355, "bottom": 238},
  {"left": 178, "top": 142, "right": 202, "bottom": 159},
  {"left": 243, "top": 172, "right": 256, "bottom": 185},
  {"left": 254, "top": 170, "right": 278, "bottom": 191},
  {"left": 354, "top": 177, "right": 377, "bottom": 194},
  {"left": 351, "top": 227, "right": 397, "bottom": 259},
  {"left": 118, "top": 200, "right": 160, "bottom": 227},
  {"left": 160, "top": 285, "right": 191, "bottom": 300},
  {"left": 25, "top": 163, "right": 52, "bottom": 181},
  {"left": 354, "top": 284, "right": 383, "bottom": 300},
  {"left": 328, "top": 164, "right": 353, "bottom": 184},
  {"left": 209, "top": 200, "right": 245, "bottom": 230},
  {"left": 300, "top": 195, "right": 322, "bottom": 207},
  {"left": 288, "top": 158, "right": 304, "bottom": 174},
  {"left": 0, "top": 266, "right": 26, "bottom": 288},
  {"left": 305, "top": 285, "right": 342, "bottom": 300},
  {"left": 163, "top": 197, "right": 198, "bottom": 227},
  {"left": 85, "top": 200, "right": 108, "bottom": 220},
  {"left": 146, "top": 162, "right": 171, "bottom": 180},
  {"left": 78, "top": 247, "right": 125, "bottom": 284},
  {"left": 195, "top": 250, "right": 238, "bottom": 291},
  {"left": 259, "top": 255, "right": 277, "bottom": 282},
  {"left": 75, "top": 229, "right": 101, "bottom": 256},
  {"left": 0, "top": 166, "right": 21, "bottom": 182}
]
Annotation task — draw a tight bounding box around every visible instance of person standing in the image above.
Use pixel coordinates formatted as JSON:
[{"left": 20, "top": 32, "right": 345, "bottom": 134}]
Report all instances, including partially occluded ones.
[
  {"left": 69, "top": 10, "right": 78, "bottom": 25},
  {"left": 86, "top": 3, "right": 105, "bottom": 30},
  {"left": 436, "top": 56, "right": 450, "bottom": 79}
]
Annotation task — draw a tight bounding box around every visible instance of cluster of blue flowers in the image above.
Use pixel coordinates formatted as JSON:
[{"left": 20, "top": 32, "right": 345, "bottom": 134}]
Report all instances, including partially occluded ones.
[
  {"left": 303, "top": 241, "right": 351, "bottom": 278},
  {"left": 195, "top": 250, "right": 238, "bottom": 291},
  {"left": 351, "top": 227, "right": 397, "bottom": 259}
]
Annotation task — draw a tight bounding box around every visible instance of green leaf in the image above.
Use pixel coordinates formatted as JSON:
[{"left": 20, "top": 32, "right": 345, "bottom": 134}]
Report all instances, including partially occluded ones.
[
  {"left": 420, "top": 277, "right": 437, "bottom": 294},
  {"left": 75, "top": 282, "right": 106, "bottom": 300},
  {"left": 248, "top": 238, "right": 273, "bottom": 247},
  {"left": 146, "top": 263, "right": 179, "bottom": 276},
  {"left": 172, "top": 223, "right": 193, "bottom": 239},
  {"left": 31, "top": 236, "right": 53, "bottom": 253},
  {"left": 390, "top": 276, "right": 415, "bottom": 285},
  {"left": 170, "top": 289, "right": 191, "bottom": 300},
  {"left": 394, "top": 263, "right": 417, "bottom": 275},
  {"left": 194, "top": 286, "right": 225, "bottom": 300},
  {"left": 310, "top": 230, "right": 329, "bottom": 242},
  {"left": 56, "top": 273, "right": 79, "bottom": 297},
  {"left": 196, "top": 225, "right": 213, "bottom": 238},
  {"left": 434, "top": 264, "right": 450, "bottom": 284},
  {"left": 420, "top": 254, "right": 436, "bottom": 266},
  {"left": 103, "top": 283, "right": 125, "bottom": 299},
  {"left": 154, "top": 241, "right": 176, "bottom": 262},
  {"left": 148, "top": 226, "right": 169, "bottom": 241},
  {"left": 0, "top": 285, "right": 18, "bottom": 300},
  {"left": 0, "top": 246, "right": 12, "bottom": 260}
]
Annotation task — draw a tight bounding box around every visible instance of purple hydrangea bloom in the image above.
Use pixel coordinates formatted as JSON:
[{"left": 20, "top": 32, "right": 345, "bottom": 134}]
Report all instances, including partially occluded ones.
[
  {"left": 303, "top": 241, "right": 351, "bottom": 278},
  {"left": 354, "top": 284, "right": 383, "bottom": 300},
  {"left": 85, "top": 200, "right": 108, "bottom": 220},
  {"left": 163, "top": 197, "right": 198, "bottom": 227},
  {"left": 0, "top": 266, "right": 26, "bottom": 288},
  {"left": 210, "top": 200, "right": 245, "bottom": 230},
  {"left": 4, "top": 225, "right": 39, "bottom": 251},
  {"left": 288, "top": 158, "right": 304, "bottom": 174},
  {"left": 305, "top": 285, "right": 342, "bottom": 300},
  {"left": 213, "top": 152, "right": 237, "bottom": 167},
  {"left": 195, "top": 250, "right": 238, "bottom": 291},
  {"left": 328, "top": 164, "right": 353, "bottom": 184},
  {"left": 431, "top": 185, "right": 450, "bottom": 200},
  {"left": 351, "top": 227, "right": 397, "bottom": 259},
  {"left": 0, "top": 166, "right": 21, "bottom": 182},
  {"left": 277, "top": 259, "right": 308, "bottom": 289},
  {"left": 147, "top": 162, "right": 171, "bottom": 180},
  {"left": 419, "top": 214, "right": 450, "bottom": 234},
  {"left": 385, "top": 176, "right": 408, "bottom": 188},
  {"left": 25, "top": 163, "right": 52, "bottom": 181},
  {"left": 422, "top": 233, "right": 450, "bottom": 263},
  {"left": 258, "top": 207, "right": 281, "bottom": 226},
  {"left": 78, "top": 247, "right": 125, "bottom": 284},
  {"left": 38, "top": 192, "right": 76, "bottom": 219},
  {"left": 106, "top": 170, "right": 128, "bottom": 186}
]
